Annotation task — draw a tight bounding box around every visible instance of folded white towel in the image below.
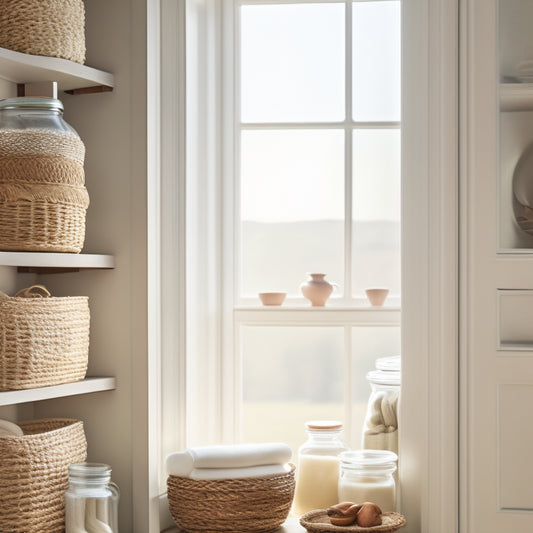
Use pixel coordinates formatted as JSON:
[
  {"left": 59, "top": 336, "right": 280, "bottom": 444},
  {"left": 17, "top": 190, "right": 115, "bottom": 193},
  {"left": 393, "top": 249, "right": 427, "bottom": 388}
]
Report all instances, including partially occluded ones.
[
  {"left": 0, "top": 419, "right": 23, "bottom": 437},
  {"left": 166, "top": 442, "right": 292, "bottom": 477},
  {"left": 189, "top": 463, "right": 292, "bottom": 480}
]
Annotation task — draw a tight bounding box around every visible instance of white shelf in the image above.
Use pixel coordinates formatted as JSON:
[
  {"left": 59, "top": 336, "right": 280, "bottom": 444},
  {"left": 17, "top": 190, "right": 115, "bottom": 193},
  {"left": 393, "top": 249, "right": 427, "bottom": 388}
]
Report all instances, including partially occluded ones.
[
  {"left": 0, "top": 46, "right": 114, "bottom": 93},
  {"left": 0, "top": 251, "right": 115, "bottom": 273},
  {"left": 500, "top": 83, "right": 533, "bottom": 111},
  {"left": 0, "top": 377, "right": 116, "bottom": 406}
]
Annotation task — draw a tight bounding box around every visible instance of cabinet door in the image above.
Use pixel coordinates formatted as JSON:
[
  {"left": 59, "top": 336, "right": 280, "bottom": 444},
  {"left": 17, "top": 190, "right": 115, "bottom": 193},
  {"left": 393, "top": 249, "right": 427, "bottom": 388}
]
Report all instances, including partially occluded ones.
[{"left": 462, "top": 0, "right": 533, "bottom": 531}]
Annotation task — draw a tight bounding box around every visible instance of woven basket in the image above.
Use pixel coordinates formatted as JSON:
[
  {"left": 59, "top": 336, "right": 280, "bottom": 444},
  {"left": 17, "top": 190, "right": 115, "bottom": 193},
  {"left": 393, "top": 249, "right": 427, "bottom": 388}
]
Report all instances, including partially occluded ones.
[
  {"left": 0, "top": 181, "right": 89, "bottom": 252},
  {"left": 0, "top": 286, "right": 90, "bottom": 390},
  {"left": 167, "top": 464, "right": 296, "bottom": 533},
  {"left": 0, "top": 0, "right": 85, "bottom": 64},
  {"left": 0, "top": 418, "right": 87, "bottom": 533}
]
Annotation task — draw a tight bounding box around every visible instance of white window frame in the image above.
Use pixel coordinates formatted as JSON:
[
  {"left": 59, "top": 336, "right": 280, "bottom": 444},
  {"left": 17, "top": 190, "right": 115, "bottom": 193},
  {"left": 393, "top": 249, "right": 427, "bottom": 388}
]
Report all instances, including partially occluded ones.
[
  {"left": 232, "top": 0, "right": 402, "bottom": 446},
  {"left": 149, "top": 0, "right": 459, "bottom": 532}
]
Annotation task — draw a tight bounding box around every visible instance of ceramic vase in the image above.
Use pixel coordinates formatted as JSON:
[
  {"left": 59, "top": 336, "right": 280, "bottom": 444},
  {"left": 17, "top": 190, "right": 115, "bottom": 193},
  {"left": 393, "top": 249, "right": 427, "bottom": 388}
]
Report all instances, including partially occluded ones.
[{"left": 300, "top": 273, "right": 335, "bottom": 307}]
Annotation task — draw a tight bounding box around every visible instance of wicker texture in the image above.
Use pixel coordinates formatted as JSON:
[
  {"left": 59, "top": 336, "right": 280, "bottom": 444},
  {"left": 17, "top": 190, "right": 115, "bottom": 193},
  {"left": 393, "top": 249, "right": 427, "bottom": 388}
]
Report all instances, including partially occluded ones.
[
  {"left": 0, "top": 288, "right": 90, "bottom": 390},
  {"left": 0, "top": 0, "right": 85, "bottom": 64},
  {"left": 0, "top": 156, "right": 86, "bottom": 186},
  {"left": 0, "top": 418, "right": 87, "bottom": 532},
  {"left": 0, "top": 130, "right": 86, "bottom": 164},
  {"left": 0, "top": 129, "right": 88, "bottom": 253},
  {"left": 167, "top": 465, "right": 296, "bottom": 533},
  {"left": 300, "top": 510, "right": 407, "bottom": 533}
]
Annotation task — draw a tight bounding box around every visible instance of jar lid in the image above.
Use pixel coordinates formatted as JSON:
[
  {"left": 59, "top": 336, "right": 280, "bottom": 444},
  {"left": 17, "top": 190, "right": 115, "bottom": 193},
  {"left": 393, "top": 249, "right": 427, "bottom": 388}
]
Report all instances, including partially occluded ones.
[
  {"left": 305, "top": 420, "right": 343, "bottom": 431},
  {"left": 339, "top": 449, "right": 398, "bottom": 468},
  {"left": 375, "top": 355, "right": 401, "bottom": 372},
  {"left": 69, "top": 462, "right": 112, "bottom": 481},
  {"left": 0, "top": 97, "right": 64, "bottom": 112},
  {"left": 366, "top": 369, "right": 401, "bottom": 386}
]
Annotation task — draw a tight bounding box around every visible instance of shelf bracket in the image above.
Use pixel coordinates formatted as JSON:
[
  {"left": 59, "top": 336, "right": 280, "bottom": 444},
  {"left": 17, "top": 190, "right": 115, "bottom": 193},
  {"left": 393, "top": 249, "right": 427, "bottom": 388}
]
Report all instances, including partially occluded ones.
[
  {"left": 17, "top": 266, "right": 81, "bottom": 274},
  {"left": 64, "top": 85, "right": 113, "bottom": 95}
]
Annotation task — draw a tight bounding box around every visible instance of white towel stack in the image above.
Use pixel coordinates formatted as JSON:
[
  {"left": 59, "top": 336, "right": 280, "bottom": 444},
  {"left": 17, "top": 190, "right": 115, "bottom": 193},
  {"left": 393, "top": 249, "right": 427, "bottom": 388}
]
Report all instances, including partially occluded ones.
[{"left": 165, "top": 442, "right": 292, "bottom": 480}]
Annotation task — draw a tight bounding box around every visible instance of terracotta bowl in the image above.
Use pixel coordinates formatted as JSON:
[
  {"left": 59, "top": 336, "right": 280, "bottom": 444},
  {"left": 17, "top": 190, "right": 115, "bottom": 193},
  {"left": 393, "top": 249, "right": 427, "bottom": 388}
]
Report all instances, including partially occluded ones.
[
  {"left": 365, "top": 288, "right": 389, "bottom": 306},
  {"left": 258, "top": 292, "right": 287, "bottom": 306}
]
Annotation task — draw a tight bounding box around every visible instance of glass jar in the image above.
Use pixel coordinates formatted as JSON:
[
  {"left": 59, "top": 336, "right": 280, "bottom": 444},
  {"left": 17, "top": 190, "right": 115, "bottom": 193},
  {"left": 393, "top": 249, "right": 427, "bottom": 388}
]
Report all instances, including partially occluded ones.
[
  {"left": 292, "top": 420, "right": 349, "bottom": 516},
  {"left": 0, "top": 97, "right": 88, "bottom": 253},
  {"left": 0, "top": 97, "right": 79, "bottom": 135},
  {"left": 362, "top": 356, "right": 400, "bottom": 454},
  {"left": 65, "top": 463, "right": 120, "bottom": 533},
  {"left": 338, "top": 450, "right": 398, "bottom": 512}
]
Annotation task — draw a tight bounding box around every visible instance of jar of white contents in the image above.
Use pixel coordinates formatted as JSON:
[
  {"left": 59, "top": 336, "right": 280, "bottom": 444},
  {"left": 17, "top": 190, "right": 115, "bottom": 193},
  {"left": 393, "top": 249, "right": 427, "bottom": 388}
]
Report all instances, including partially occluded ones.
[
  {"left": 65, "top": 463, "right": 120, "bottom": 533},
  {"left": 362, "top": 356, "right": 400, "bottom": 455},
  {"left": 292, "top": 420, "right": 349, "bottom": 516},
  {"left": 338, "top": 450, "right": 398, "bottom": 512}
]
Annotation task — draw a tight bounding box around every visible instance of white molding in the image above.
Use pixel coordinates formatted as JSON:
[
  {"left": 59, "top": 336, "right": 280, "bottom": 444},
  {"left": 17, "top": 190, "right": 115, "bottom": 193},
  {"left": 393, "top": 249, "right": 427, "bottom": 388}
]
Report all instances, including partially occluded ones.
[{"left": 401, "top": 1, "right": 459, "bottom": 532}]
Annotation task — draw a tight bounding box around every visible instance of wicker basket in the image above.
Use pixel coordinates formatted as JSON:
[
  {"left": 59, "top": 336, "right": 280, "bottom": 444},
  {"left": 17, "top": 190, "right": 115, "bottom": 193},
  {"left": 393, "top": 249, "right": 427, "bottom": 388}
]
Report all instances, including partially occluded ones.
[
  {"left": 0, "top": 286, "right": 90, "bottom": 390},
  {"left": 0, "top": 418, "right": 87, "bottom": 533},
  {"left": 0, "top": 0, "right": 86, "bottom": 64},
  {"left": 167, "top": 465, "right": 296, "bottom": 533},
  {"left": 0, "top": 181, "right": 89, "bottom": 252}
]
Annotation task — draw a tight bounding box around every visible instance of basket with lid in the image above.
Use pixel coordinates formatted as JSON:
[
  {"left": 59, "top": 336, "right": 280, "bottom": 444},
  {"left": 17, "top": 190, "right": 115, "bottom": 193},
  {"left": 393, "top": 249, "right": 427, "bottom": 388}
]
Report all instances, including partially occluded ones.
[
  {"left": 0, "top": 285, "right": 90, "bottom": 390},
  {"left": 0, "top": 418, "right": 87, "bottom": 533},
  {"left": 0, "top": 97, "right": 89, "bottom": 253}
]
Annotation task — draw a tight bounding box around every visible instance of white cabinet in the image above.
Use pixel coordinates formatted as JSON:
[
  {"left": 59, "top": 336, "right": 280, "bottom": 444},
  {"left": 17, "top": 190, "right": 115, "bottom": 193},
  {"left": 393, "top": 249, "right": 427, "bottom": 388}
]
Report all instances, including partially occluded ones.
[{"left": 461, "top": 0, "right": 533, "bottom": 531}]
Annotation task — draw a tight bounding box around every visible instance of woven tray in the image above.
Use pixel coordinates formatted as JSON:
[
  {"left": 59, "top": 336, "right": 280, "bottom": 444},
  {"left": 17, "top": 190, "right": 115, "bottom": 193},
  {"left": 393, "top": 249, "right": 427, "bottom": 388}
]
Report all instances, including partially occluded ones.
[
  {"left": 0, "top": 0, "right": 86, "bottom": 64},
  {"left": 0, "top": 286, "right": 90, "bottom": 390},
  {"left": 300, "top": 510, "right": 406, "bottom": 533},
  {"left": 0, "top": 418, "right": 87, "bottom": 533},
  {"left": 167, "top": 464, "right": 296, "bottom": 533}
]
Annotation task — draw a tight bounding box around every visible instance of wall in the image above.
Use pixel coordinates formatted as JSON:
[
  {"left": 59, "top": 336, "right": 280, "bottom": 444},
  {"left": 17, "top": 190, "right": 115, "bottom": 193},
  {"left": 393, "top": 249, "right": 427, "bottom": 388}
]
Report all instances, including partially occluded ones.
[{"left": 0, "top": 1, "right": 149, "bottom": 531}]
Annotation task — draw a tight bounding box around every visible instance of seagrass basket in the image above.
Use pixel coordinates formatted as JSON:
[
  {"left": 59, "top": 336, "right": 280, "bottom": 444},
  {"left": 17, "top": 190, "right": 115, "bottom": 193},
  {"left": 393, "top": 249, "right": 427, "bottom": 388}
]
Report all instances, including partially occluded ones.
[
  {"left": 0, "top": 181, "right": 89, "bottom": 252},
  {"left": 167, "top": 464, "right": 296, "bottom": 533},
  {"left": 0, "top": 418, "right": 87, "bottom": 533},
  {"left": 0, "top": 286, "right": 90, "bottom": 390},
  {"left": 0, "top": 0, "right": 86, "bottom": 64}
]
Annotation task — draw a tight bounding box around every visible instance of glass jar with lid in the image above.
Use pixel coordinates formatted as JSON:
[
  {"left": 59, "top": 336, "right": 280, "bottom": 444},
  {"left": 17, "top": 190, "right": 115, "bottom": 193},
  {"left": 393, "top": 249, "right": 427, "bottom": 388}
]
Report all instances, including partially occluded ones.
[
  {"left": 0, "top": 97, "right": 88, "bottom": 253},
  {"left": 362, "top": 356, "right": 400, "bottom": 454},
  {"left": 292, "top": 420, "right": 349, "bottom": 516},
  {"left": 65, "top": 463, "right": 119, "bottom": 533},
  {"left": 338, "top": 450, "right": 398, "bottom": 512}
]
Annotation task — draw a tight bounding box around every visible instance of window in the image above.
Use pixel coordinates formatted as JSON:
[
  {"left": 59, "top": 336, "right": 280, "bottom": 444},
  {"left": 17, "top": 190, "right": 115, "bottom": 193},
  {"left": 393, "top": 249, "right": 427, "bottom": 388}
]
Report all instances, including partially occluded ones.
[
  {"left": 235, "top": 0, "right": 401, "bottom": 454},
  {"left": 163, "top": 0, "right": 401, "bottom": 457},
  {"left": 157, "top": 0, "right": 458, "bottom": 530}
]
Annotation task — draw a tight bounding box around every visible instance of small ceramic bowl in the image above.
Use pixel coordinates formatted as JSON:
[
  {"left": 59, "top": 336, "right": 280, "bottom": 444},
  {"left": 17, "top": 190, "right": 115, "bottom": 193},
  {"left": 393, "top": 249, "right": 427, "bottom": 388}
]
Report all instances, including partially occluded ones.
[
  {"left": 365, "top": 288, "right": 389, "bottom": 307},
  {"left": 258, "top": 292, "right": 287, "bottom": 306}
]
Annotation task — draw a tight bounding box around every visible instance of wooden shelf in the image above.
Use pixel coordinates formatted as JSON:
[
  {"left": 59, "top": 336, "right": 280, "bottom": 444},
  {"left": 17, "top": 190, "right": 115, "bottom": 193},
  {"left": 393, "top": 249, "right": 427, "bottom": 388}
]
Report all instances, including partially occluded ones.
[
  {"left": 0, "top": 46, "right": 114, "bottom": 93},
  {"left": 500, "top": 83, "right": 533, "bottom": 111},
  {"left": 0, "top": 377, "right": 116, "bottom": 406},
  {"left": 0, "top": 251, "right": 115, "bottom": 273}
]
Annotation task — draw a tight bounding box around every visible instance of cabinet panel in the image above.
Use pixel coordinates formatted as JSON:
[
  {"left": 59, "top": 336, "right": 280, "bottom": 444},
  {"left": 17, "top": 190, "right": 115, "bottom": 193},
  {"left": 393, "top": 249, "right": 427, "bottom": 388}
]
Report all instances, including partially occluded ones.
[{"left": 498, "top": 384, "right": 533, "bottom": 510}]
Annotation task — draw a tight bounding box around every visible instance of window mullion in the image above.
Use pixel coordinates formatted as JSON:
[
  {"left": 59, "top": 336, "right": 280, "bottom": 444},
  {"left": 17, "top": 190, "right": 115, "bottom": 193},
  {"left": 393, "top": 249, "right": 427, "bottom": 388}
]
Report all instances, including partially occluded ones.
[{"left": 344, "top": 0, "right": 353, "bottom": 302}]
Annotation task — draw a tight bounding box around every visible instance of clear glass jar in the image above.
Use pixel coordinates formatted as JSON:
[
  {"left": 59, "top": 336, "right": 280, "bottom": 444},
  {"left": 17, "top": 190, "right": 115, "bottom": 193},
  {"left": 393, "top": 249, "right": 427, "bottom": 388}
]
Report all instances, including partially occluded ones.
[
  {"left": 65, "top": 463, "right": 120, "bottom": 533},
  {"left": 292, "top": 420, "right": 349, "bottom": 516},
  {"left": 338, "top": 450, "right": 398, "bottom": 512},
  {"left": 0, "top": 97, "right": 74, "bottom": 129},
  {"left": 362, "top": 356, "right": 401, "bottom": 454}
]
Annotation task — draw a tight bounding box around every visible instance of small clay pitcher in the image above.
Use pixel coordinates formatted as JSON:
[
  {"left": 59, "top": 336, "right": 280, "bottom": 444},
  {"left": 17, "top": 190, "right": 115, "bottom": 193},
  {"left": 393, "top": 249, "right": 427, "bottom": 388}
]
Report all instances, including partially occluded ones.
[{"left": 300, "top": 273, "right": 335, "bottom": 306}]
